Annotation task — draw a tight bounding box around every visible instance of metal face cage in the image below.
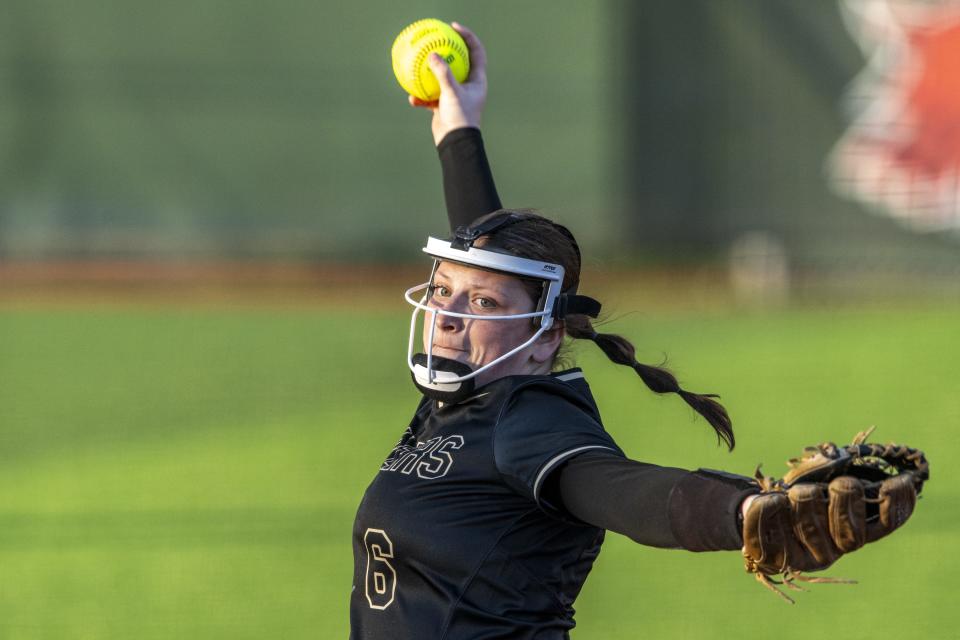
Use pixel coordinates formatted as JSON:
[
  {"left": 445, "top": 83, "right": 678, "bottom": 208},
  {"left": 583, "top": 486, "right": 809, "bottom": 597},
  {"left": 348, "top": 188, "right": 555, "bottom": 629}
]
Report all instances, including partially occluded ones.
[{"left": 404, "top": 237, "right": 565, "bottom": 387}]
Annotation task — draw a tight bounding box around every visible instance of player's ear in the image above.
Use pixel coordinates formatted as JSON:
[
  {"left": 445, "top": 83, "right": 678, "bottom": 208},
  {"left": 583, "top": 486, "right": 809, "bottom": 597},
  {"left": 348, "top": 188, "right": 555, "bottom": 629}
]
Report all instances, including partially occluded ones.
[{"left": 530, "top": 326, "right": 564, "bottom": 364}]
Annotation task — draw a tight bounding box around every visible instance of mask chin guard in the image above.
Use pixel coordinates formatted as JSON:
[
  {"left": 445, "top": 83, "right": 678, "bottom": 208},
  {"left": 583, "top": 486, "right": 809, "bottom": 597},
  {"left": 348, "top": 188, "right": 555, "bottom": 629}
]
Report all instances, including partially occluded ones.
[{"left": 410, "top": 353, "right": 477, "bottom": 404}]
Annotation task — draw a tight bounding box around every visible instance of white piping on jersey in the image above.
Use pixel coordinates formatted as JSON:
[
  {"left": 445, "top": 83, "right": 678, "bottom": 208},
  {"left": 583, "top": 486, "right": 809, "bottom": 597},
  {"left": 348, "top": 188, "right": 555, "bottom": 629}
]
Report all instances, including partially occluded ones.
[{"left": 532, "top": 444, "right": 615, "bottom": 499}]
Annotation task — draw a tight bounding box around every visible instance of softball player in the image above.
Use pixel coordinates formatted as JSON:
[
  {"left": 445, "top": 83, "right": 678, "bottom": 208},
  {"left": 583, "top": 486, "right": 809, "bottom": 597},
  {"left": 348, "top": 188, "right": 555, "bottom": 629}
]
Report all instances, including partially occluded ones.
[{"left": 349, "top": 24, "right": 758, "bottom": 639}]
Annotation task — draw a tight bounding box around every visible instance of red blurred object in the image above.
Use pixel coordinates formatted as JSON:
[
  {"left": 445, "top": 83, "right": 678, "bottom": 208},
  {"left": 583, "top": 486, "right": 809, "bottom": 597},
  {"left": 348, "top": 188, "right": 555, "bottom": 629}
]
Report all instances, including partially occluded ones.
[{"left": 831, "top": 0, "right": 960, "bottom": 231}]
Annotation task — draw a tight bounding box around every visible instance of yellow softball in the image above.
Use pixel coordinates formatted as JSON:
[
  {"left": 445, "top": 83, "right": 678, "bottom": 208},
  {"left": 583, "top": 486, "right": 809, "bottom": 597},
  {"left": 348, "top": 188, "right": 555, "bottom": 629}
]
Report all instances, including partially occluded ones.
[{"left": 391, "top": 18, "right": 470, "bottom": 101}]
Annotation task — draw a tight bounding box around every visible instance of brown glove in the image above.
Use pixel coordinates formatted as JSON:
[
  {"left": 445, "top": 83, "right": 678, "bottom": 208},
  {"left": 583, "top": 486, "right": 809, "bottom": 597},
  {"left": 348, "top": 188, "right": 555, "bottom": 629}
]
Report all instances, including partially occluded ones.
[{"left": 742, "top": 427, "right": 929, "bottom": 603}]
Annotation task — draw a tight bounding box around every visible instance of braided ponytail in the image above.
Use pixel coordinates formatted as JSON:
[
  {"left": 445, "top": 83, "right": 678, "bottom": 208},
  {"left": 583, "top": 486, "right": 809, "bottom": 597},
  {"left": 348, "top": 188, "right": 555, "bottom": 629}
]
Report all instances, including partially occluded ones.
[
  {"left": 567, "top": 317, "right": 735, "bottom": 451},
  {"left": 475, "top": 208, "right": 735, "bottom": 451}
]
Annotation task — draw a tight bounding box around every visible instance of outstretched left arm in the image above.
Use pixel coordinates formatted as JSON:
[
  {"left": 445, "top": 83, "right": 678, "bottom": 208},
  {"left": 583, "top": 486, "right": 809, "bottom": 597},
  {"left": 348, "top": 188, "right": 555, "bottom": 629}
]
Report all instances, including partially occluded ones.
[{"left": 551, "top": 451, "right": 759, "bottom": 551}]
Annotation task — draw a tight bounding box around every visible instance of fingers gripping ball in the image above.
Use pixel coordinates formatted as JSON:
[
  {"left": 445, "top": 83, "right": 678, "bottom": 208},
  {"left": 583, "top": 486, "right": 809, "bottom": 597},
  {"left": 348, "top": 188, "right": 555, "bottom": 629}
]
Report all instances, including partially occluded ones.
[
  {"left": 391, "top": 19, "right": 470, "bottom": 101},
  {"left": 742, "top": 428, "right": 929, "bottom": 603}
]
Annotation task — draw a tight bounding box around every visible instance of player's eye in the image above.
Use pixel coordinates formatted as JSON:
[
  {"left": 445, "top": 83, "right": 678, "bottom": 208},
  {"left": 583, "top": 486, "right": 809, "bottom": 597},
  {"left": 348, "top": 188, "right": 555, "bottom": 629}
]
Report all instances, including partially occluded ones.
[
  {"left": 429, "top": 284, "right": 452, "bottom": 298},
  {"left": 475, "top": 297, "right": 497, "bottom": 309}
]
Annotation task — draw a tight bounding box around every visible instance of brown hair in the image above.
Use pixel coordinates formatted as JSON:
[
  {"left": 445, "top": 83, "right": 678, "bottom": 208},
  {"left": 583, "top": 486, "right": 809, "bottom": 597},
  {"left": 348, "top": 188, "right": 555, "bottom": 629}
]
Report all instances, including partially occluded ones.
[{"left": 475, "top": 209, "right": 735, "bottom": 450}]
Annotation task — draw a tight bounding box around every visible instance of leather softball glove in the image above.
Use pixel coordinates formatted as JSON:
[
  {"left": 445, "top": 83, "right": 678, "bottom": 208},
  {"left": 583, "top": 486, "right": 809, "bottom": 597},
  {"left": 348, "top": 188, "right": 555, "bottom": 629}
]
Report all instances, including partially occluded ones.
[{"left": 741, "top": 427, "right": 929, "bottom": 603}]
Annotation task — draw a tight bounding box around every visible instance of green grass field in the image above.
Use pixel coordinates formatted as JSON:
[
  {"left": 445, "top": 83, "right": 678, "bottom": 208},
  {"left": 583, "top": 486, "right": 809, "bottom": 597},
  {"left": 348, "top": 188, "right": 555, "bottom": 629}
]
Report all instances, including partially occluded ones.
[{"left": 1, "top": 295, "right": 958, "bottom": 639}]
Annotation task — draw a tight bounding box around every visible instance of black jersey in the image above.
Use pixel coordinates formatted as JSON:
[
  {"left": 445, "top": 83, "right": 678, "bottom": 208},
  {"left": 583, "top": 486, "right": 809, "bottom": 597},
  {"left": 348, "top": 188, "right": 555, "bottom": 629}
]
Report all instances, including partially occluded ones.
[{"left": 350, "top": 369, "right": 624, "bottom": 640}]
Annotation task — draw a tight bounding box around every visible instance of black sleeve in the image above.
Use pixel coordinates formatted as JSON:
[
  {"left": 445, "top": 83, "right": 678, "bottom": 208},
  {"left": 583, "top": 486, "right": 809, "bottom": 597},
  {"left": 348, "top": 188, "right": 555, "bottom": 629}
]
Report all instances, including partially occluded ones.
[
  {"left": 553, "top": 451, "right": 759, "bottom": 551},
  {"left": 493, "top": 386, "right": 623, "bottom": 516},
  {"left": 437, "top": 127, "right": 503, "bottom": 232}
]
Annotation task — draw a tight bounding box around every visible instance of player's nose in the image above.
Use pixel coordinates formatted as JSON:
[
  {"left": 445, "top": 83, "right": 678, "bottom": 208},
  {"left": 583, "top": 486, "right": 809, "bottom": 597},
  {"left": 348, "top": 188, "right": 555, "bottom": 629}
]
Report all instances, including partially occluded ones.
[{"left": 436, "top": 308, "right": 463, "bottom": 332}]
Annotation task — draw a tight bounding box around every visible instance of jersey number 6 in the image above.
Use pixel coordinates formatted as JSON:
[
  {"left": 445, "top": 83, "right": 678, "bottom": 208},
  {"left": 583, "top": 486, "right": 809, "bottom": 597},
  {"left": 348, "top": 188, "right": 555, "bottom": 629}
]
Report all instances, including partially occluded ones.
[{"left": 364, "top": 528, "right": 397, "bottom": 610}]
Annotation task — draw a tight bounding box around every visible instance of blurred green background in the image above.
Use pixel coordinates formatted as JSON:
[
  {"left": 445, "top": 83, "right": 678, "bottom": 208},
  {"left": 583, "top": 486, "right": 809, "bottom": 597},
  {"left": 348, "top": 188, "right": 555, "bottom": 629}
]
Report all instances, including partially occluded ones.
[
  {"left": 2, "top": 0, "right": 957, "bottom": 271},
  {"left": 1, "top": 0, "right": 958, "bottom": 638},
  {"left": 1, "top": 302, "right": 957, "bottom": 639},
  {"left": 0, "top": 0, "right": 614, "bottom": 260}
]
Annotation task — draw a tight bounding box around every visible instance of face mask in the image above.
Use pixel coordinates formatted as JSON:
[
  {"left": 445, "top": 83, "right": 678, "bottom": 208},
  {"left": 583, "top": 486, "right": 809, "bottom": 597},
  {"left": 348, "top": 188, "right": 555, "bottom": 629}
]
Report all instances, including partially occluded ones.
[
  {"left": 404, "top": 235, "right": 563, "bottom": 402},
  {"left": 404, "top": 233, "right": 600, "bottom": 404}
]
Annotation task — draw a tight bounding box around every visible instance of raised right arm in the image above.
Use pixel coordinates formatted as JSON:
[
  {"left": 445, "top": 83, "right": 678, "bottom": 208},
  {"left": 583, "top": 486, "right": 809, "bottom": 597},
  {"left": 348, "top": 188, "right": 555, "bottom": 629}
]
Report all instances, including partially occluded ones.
[
  {"left": 437, "top": 128, "right": 502, "bottom": 231},
  {"left": 408, "top": 23, "right": 502, "bottom": 231}
]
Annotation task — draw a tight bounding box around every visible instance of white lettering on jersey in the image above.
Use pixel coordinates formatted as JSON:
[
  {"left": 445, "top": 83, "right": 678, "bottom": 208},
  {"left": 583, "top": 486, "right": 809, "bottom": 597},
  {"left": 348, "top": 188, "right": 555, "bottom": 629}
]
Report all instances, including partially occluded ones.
[
  {"left": 379, "top": 434, "right": 464, "bottom": 480},
  {"left": 416, "top": 435, "right": 464, "bottom": 479},
  {"left": 390, "top": 437, "right": 442, "bottom": 474}
]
